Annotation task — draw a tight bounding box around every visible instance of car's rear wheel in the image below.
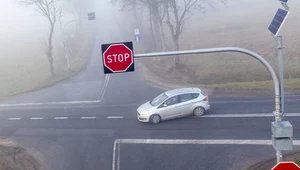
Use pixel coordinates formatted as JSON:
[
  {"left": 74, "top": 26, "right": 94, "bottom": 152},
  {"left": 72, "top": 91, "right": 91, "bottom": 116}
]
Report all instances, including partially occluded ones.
[
  {"left": 150, "top": 114, "right": 161, "bottom": 124},
  {"left": 193, "top": 107, "right": 205, "bottom": 116}
]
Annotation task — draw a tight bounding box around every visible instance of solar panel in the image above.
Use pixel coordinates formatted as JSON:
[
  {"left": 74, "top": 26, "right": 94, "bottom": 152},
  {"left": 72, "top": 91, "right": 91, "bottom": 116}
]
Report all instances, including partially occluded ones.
[
  {"left": 268, "top": 8, "right": 289, "bottom": 36},
  {"left": 279, "top": 0, "right": 288, "bottom": 3}
]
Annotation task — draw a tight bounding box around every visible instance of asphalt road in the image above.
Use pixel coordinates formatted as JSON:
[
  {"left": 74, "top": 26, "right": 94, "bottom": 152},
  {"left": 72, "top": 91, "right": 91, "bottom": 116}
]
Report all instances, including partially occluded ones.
[{"left": 1, "top": 25, "right": 300, "bottom": 170}]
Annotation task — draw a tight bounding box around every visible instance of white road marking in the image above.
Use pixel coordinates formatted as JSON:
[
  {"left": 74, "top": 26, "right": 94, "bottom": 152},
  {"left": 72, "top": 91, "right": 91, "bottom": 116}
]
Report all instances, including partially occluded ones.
[
  {"left": 202, "top": 113, "right": 300, "bottom": 118},
  {"left": 113, "top": 138, "right": 299, "bottom": 170},
  {"left": 99, "top": 74, "right": 110, "bottom": 101},
  {"left": 117, "top": 143, "right": 120, "bottom": 170},
  {"left": 107, "top": 116, "right": 124, "bottom": 119},
  {"left": 100, "top": 103, "right": 140, "bottom": 107},
  {"left": 30, "top": 117, "right": 44, "bottom": 120},
  {"left": 112, "top": 141, "right": 117, "bottom": 170},
  {"left": 115, "top": 139, "right": 300, "bottom": 145},
  {"left": 80, "top": 117, "right": 96, "bottom": 119},
  {"left": 54, "top": 117, "right": 69, "bottom": 120},
  {"left": 0, "top": 100, "right": 101, "bottom": 107},
  {"left": 8, "top": 118, "right": 21, "bottom": 120}
]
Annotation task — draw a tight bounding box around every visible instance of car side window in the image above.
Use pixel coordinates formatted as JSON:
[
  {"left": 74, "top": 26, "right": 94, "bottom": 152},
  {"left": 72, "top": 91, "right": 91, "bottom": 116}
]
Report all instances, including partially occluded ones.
[
  {"left": 163, "top": 96, "right": 179, "bottom": 107},
  {"left": 179, "top": 94, "right": 193, "bottom": 103},
  {"left": 191, "top": 93, "right": 200, "bottom": 99}
]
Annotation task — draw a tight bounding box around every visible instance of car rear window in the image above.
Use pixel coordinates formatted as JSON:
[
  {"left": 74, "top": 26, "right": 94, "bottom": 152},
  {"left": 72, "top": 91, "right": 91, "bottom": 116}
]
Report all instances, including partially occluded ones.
[
  {"left": 191, "top": 93, "right": 200, "bottom": 99},
  {"left": 201, "top": 91, "right": 206, "bottom": 96}
]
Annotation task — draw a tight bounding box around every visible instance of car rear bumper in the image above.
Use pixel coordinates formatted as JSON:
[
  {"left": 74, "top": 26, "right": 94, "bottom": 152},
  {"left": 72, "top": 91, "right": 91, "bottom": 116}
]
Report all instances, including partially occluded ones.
[{"left": 205, "top": 104, "right": 210, "bottom": 111}]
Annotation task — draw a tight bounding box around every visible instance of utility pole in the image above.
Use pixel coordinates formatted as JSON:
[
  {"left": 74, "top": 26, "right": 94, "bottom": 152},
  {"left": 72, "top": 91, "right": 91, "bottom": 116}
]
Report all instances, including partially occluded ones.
[{"left": 60, "top": 12, "right": 96, "bottom": 70}]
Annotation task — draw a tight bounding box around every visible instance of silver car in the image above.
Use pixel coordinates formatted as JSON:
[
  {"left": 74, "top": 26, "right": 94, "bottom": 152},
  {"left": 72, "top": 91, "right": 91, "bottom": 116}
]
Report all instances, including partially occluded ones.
[{"left": 137, "top": 88, "right": 210, "bottom": 124}]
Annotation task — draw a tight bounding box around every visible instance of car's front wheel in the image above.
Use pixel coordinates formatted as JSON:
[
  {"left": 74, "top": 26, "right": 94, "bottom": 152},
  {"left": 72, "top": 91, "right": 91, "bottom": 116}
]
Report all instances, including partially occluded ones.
[
  {"left": 193, "top": 107, "right": 205, "bottom": 116},
  {"left": 150, "top": 114, "right": 161, "bottom": 124}
]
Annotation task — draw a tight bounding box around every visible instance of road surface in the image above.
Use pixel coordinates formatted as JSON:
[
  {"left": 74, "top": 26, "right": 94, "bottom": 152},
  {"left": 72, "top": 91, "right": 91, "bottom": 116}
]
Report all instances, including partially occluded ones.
[{"left": 1, "top": 26, "right": 300, "bottom": 170}]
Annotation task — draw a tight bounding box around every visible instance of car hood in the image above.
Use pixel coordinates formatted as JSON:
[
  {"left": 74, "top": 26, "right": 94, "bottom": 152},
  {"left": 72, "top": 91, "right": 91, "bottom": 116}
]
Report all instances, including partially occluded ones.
[{"left": 137, "top": 101, "right": 155, "bottom": 113}]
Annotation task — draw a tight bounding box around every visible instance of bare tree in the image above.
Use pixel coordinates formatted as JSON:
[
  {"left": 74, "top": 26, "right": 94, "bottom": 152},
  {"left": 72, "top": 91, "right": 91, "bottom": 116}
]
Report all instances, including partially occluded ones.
[
  {"left": 164, "top": 0, "right": 226, "bottom": 51},
  {"left": 163, "top": 0, "right": 227, "bottom": 66},
  {"left": 115, "top": 0, "right": 165, "bottom": 52},
  {"left": 19, "top": 0, "right": 62, "bottom": 76}
]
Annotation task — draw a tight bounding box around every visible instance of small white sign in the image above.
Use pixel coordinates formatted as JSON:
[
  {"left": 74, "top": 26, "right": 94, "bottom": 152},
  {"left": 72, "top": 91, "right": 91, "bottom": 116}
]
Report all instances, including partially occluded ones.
[
  {"left": 134, "top": 29, "right": 140, "bottom": 35},
  {"left": 135, "top": 35, "right": 140, "bottom": 41}
]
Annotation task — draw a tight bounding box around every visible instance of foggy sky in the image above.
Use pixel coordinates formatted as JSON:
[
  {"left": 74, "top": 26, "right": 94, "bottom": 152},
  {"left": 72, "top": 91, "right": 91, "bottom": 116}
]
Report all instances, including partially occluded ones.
[{"left": 1, "top": 0, "right": 300, "bottom": 61}]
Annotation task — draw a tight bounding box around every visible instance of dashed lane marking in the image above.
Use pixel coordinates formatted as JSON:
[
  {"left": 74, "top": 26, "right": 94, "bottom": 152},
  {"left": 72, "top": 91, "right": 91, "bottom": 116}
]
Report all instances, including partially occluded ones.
[
  {"left": 80, "top": 117, "right": 97, "bottom": 119},
  {"left": 54, "top": 117, "right": 69, "bottom": 120},
  {"left": 3, "top": 113, "right": 300, "bottom": 121},
  {"left": 30, "top": 117, "right": 44, "bottom": 120},
  {"left": 107, "top": 116, "right": 124, "bottom": 119},
  {"left": 8, "top": 118, "right": 21, "bottom": 120}
]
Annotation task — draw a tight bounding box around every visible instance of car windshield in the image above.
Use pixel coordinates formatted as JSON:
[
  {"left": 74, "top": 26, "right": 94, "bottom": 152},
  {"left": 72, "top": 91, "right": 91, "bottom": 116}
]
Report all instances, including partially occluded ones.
[{"left": 150, "top": 93, "right": 168, "bottom": 106}]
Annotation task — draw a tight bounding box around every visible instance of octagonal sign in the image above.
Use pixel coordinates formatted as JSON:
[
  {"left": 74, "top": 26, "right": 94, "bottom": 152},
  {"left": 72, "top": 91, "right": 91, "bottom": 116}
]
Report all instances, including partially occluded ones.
[
  {"left": 101, "top": 42, "right": 134, "bottom": 74},
  {"left": 272, "top": 162, "right": 300, "bottom": 170}
]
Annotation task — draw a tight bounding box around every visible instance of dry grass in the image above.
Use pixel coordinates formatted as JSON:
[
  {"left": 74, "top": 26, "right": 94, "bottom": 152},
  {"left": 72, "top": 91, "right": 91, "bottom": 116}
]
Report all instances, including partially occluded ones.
[
  {"left": 143, "top": 2, "right": 300, "bottom": 91},
  {"left": 0, "top": 138, "right": 42, "bottom": 170},
  {"left": 208, "top": 78, "right": 300, "bottom": 90},
  {"left": 0, "top": 29, "right": 95, "bottom": 98}
]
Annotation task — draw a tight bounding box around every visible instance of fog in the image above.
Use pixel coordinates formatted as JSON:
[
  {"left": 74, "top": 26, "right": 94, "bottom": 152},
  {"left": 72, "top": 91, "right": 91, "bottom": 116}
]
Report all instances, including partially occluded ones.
[{"left": 1, "top": 0, "right": 300, "bottom": 63}]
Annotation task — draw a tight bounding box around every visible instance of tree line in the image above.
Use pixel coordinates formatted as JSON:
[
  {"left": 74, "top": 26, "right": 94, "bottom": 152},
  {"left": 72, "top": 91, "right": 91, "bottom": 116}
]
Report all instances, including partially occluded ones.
[{"left": 113, "top": 0, "right": 227, "bottom": 52}]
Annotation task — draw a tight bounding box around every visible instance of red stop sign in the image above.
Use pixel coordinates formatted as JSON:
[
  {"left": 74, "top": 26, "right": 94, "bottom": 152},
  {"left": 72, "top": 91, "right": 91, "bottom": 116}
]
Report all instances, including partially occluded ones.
[
  {"left": 272, "top": 162, "right": 300, "bottom": 170},
  {"left": 103, "top": 43, "right": 133, "bottom": 73}
]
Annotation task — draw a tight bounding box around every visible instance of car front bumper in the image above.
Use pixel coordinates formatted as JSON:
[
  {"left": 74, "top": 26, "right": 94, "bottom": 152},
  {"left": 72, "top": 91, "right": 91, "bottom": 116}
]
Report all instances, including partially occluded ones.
[{"left": 137, "top": 113, "right": 150, "bottom": 122}]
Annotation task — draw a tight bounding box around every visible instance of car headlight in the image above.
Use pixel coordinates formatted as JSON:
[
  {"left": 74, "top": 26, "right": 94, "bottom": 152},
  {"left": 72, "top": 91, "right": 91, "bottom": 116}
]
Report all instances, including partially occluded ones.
[{"left": 140, "top": 112, "right": 148, "bottom": 115}]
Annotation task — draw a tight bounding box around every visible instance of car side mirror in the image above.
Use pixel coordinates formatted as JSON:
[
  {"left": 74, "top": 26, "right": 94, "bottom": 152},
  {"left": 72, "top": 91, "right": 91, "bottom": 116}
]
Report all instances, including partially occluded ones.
[{"left": 163, "top": 103, "right": 167, "bottom": 107}]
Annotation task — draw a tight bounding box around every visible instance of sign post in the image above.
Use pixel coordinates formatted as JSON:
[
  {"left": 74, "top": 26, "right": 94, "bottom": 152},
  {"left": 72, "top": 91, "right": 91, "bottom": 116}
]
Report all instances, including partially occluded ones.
[
  {"left": 134, "top": 29, "right": 141, "bottom": 42},
  {"left": 268, "top": 2, "right": 292, "bottom": 164},
  {"left": 101, "top": 42, "right": 135, "bottom": 74}
]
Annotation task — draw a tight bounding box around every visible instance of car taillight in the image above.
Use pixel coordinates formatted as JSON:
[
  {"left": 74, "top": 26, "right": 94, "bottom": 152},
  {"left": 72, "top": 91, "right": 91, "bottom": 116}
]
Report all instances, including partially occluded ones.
[{"left": 203, "top": 96, "right": 208, "bottom": 101}]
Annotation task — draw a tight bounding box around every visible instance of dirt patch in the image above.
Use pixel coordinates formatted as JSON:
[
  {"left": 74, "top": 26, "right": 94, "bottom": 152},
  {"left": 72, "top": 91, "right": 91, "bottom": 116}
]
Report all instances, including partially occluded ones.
[
  {"left": 247, "top": 150, "right": 300, "bottom": 170},
  {"left": 0, "top": 138, "right": 44, "bottom": 170}
]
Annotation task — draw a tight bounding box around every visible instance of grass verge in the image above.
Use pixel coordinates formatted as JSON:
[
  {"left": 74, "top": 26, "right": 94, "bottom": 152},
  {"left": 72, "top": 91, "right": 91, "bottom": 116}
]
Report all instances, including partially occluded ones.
[
  {"left": 247, "top": 150, "right": 300, "bottom": 170},
  {"left": 0, "top": 138, "right": 42, "bottom": 170},
  {"left": 295, "top": 160, "right": 300, "bottom": 166},
  {"left": 0, "top": 30, "right": 95, "bottom": 98},
  {"left": 208, "top": 78, "right": 300, "bottom": 90}
]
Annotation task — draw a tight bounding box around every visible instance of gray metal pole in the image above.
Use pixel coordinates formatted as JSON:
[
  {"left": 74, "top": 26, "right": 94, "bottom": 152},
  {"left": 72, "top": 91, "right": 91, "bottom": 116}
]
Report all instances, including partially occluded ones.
[
  {"left": 277, "top": 36, "right": 284, "bottom": 115},
  {"left": 64, "top": 38, "right": 71, "bottom": 69},
  {"left": 135, "top": 47, "right": 282, "bottom": 160},
  {"left": 276, "top": 36, "right": 284, "bottom": 163},
  {"left": 61, "top": 19, "right": 80, "bottom": 70}
]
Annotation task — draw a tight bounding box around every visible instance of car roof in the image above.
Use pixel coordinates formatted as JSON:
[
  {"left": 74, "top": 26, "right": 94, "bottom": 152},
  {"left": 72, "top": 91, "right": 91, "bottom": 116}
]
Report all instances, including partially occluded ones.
[{"left": 164, "top": 88, "right": 202, "bottom": 96}]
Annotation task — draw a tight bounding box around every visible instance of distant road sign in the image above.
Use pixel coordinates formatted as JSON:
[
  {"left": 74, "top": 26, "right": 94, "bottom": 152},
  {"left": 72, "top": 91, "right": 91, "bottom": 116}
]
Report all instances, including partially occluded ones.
[
  {"left": 134, "top": 29, "right": 140, "bottom": 35},
  {"left": 101, "top": 42, "right": 134, "bottom": 74},
  {"left": 135, "top": 34, "right": 141, "bottom": 41},
  {"left": 272, "top": 162, "right": 300, "bottom": 170},
  {"left": 88, "top": 12, "right": 96, "bottom": 20},
  {"left": 268, "top": 8, "right": 289, "bottom": 36}
]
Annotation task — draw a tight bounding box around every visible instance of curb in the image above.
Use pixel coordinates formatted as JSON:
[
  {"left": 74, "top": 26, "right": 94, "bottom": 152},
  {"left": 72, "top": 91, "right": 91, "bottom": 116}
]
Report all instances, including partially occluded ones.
[{"left": 247, "top": 149, "right": 300, "bottom": 170}]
